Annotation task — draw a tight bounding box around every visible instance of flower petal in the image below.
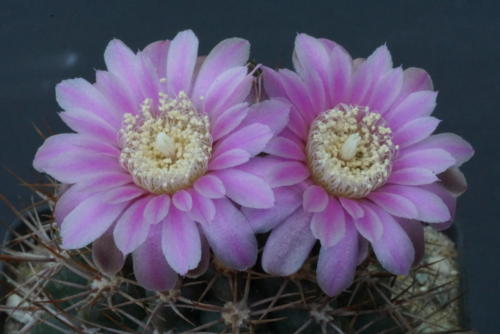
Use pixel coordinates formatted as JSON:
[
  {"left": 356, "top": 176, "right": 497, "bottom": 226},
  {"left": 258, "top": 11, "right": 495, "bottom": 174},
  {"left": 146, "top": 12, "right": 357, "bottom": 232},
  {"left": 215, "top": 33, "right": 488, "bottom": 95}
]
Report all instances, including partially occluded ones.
[
  {"left": 303, "top": 185, "right": 329, "bottom": 213},
  {"left": 242, "top": 185, "right": 303, "bottom": 233},
  {"left": 369, "top": 206, "right": 415, "bottom": 275},
  {"left": 268, "top": 161, "right": 310, "bottom": 188},
  {"left": 408, "top": 133, "right": 474, "bottom": 166},
  {"left": 172, "top": 190, "right": 192, "bottom": 212},
  {"left": 353, "top": 203, "right": 383, "bottom": 242},
  {"left": 194, "top": 174, "right": 225, "bottom": 199},
  {"left": 166, "top": 30, "right": 199, "bottom": 96},
  {"left": 385, "top": 91, "right": 437, "bottom": 127},
  {"left": 189, "top": 190, "right": 216, "bottom": 224},
  {"left": 380, "top": 185, "right": 451, "bottom": 223},
  {"left": 216, "top": 169, "right": 274, "bottom": 209},
  {"left": 59, "top": 110, "right": 118, "bottom": 144},
  {"left": 113, "top": 197, "right": 152, "bottom": 254},
  {"left": 394, "top": 148, "right": 456, "bottom": 174},
  {"left": 339, "top": 197, "right": 365, "bottom": 219},
  {"left": 214, "top": 123, "right": 273, "bottom": 157},
  {"left": 387, "top": 167, "right": 438, "bottom": 186},
  {"left": 368, "top": 189, "right": 419, "bottom": 219},
  {"left": 144, "top": 195, "right": 170, "bottom": 225},
  {"left": 133, "top": 224, "right": 178, "bottom": 291},
  {"left": 162, "top": 208, "right": 201, "bottom": 275},
  {"left": 92, "top": 228, "right": 125, "bottom": 276},
  {"left": 56, "top": 78, "right": 120, "bottom": 128},
  {"left": 368, "top": 67, "right": 403, "bottom": 113},
  {"left": 262, "top": 210, "right": 315, "bottom": 276},
  {"left": 311, "top": 197, "right": 346, "bottom": 247},
  {"left": 192, "top": 38, "right": 250, "bottom": 102},
  {"left": 317, "top": 218, "right": 358, "bottom": 296},
  {"left": 264, "top": 136, "right": 305, "bottom": 161},
  {"left": 241, "top": 99, "right": 291, "bottom": 135},
  {"left": 392, "top": 117, "right": 440, "bottom": 148},
  {"left": 399, "top": 220, "right": 425, "bottom": 265},
  {"left": 203, "top": 66, "right": 252, "bottom": 118},
  {"left": 439, "top": 167, "right": 467, "bottom": 196},
  {"left": 61, "top": 193, "right": 128, "bottom": 249},
  {"left": 200, "top": 198, "right": 257, "bottom": 270},
  {"left": 142, "top": 40, "right": 170, "bottom": 78},
  {"left": 211, "top": 103, "right": 249, "bottom": 141},
  {"left": 209, "top": 149, "right": 250, "bottom": 170}
]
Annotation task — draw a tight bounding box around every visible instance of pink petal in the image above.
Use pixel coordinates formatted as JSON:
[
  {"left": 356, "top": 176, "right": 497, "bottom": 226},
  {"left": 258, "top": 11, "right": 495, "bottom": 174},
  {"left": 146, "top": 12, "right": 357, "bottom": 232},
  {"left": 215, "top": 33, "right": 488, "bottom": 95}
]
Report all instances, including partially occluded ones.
[
  {"left": 188, "top": 190, "right": 216, "bottom": 224},
  {"left": 95, "top": 70, "right": 138, "bottom": 116},
  {"left": 399, "top": 220, "right": 425, "bottom": 265},
  {"left": 369, "top": 206, "right": 415, "bottom": 275},
  {"left": 392, "top": 116, "right": 440, "bottom": 148},
  {"left": 166, "top": 30, "right": 199, "bottom": 96},
  {"left": 93, "top": 228, "right": 125, "bottom": 276},
  {"left": 192, "top": 38, "right": 250, "bottom": 102},
  {"left": 208, "top": 149, "right": 250, "bottom": 170},
  {"left": 241, "top": 99, "right": 291, "bottom": 135},
  {"left": 203, "top": 66, "right": 252, "bottom": 118},
  {"left": 104, "top": 185, "right": 145, "bottom": 204},
  {"left": 368, "top": 67, "right": 403, "bottom": 113},
  {"left": 278, "top": 68, "right": 316, "bottom": 122},
  {"left": 172, "top": 190, "right": 192, "bottom": 212},
  {"left": 303, "top": 185, "right": 329, "bottom": 213},
  {"left": 368, "top": 189, "right": 419, "bottom": 219},
  {"left": 103, "top": 39, "right": 143, "bottom": 103},
  {"left": 262, "top": 209, "right": 315, "bottom": 276},
  {"left": 385, "top": 91, "right": 437, "bottom": 127},
  {"left": 262, "top": 66, "right": 287, "bottom": 98},
  {"left": 56, "top": 78, "right": 120, "bottom": 128},
  {"left": 61, "top": 193, "right": 128, "bottom": 249},
  {"left": 187, "top": 234, "right": 210, "bottom": 278},
  {"left": 350, "top": 45, "right": 392, "bottom": 105},
  {"left": 200, "top": 198, "right": 257, "bottom": 270},
  {"left": 142, "top": 40, "right": 170, "bottom": 78},
  {"left": 214, "top": 123, "right": 272, "bottom": 157},
  {"left": 421, "top": 183, "right": 456, "bottom": 231},
  {"left": 268, "top": 161, "right": 310, "bottom": 187},
  {"left": 113, "top": 197, "right": 152, "bottom": 254},
  {"left": 33, "top": 134, "right": 119, "bottom": 173},
  {"left": 59, "top": 110, "right": 118, "bottom": 144},
  {"left": 394, "top": 148, "right": 456, "bottom": 174},
  {"left": 242, "top": 185, "right": 303, "bottom": 233},
  {"left": 317, "top": 219, "right": 358, "bottom": 296},
  {"left": 329, "top": 45, "right": 353, "bottom": 106},
  {"left": 353, "top": 203, "right": 383, "bottom": 242},
  {"left": 144, "top": 195, "right": 170, "bottom": 225},
  {"left": 194, "top": 174, "right": 226, "bottom": 199},
  {"left": 35, "top": 151, "right": 123, "bottom": 184},
  {"left": 216, "top": 169, "right": 274, "bottom": 209},
  {"left": 211, "top": 103, "right": 249, "bottom": 141},
  {"left": 264, "top": 136, "right": 305, "bottom": 161},
  {"left": 54, "top": 184, "right": 99, "bottom": 224},
  {"left": 76, "top": 172, "right": 132, "bottom": 192},
  {"left": 133, "top": 224, "right": 178, "bottom": 291},
  {"left": 388, "top": 167, "right": 438, "bottom": 186},
  {"left": 408, "top": 133, "right": 474, "bottom": 166},
  {"left": 311, "top": 197, "right": 346, "bottom": 247},
  {"left": 380, "top": 185, "right": 451, "bottom": 223},
  {"left": 162, "top": 208, "right": 201, "bottom": 275},
  {"left": 393, "top": 67, "right": 434, "bottom": 106},
  {"left": 339, "top": 197, "right": 365, "bottom": 219}
]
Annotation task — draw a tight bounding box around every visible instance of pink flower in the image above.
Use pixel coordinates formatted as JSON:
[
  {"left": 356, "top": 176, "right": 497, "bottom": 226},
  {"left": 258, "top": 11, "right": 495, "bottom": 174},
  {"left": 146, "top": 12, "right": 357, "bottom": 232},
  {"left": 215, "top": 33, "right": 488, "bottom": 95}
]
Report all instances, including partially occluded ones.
[
  {"left": 245, "top": 34, "right": 474, "bottom": 296},
  {"left": 33, "top": 30, "right": 289, "bottom": 290}
]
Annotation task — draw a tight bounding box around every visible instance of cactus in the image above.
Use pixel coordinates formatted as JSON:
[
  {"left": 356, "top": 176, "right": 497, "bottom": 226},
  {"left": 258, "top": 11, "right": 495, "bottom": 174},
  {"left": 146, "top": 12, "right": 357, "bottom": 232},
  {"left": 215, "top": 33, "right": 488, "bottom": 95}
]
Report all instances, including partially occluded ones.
[{"left": 0, "top": 180, "right": 467, "bottom": 334}]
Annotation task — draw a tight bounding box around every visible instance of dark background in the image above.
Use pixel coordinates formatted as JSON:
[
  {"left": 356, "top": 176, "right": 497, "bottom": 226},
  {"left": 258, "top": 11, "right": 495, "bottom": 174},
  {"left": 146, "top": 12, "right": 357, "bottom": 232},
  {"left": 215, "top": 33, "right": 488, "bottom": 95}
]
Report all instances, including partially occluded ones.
[{"left": 0, "top": 0, "right": 498, "bottom": 332}]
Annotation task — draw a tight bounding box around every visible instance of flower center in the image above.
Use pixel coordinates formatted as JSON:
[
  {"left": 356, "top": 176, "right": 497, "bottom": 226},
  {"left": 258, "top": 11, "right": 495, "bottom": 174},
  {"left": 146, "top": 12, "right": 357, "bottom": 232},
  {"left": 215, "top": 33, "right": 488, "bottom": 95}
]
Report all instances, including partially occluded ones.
[
  {"left": 306, "top": 104, "right": 396, "bottom": 198},
  {"left": 119, "top": 92, "right": 212, "bottom": 194}
]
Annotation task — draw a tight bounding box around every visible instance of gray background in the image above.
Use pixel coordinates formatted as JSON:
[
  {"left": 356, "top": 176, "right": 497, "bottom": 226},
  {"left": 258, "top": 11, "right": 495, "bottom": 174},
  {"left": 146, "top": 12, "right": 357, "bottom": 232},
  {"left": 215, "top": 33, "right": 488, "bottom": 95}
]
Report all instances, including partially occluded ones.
[{"left": 0, "top": 1, "right": 498, "bottom": 332}]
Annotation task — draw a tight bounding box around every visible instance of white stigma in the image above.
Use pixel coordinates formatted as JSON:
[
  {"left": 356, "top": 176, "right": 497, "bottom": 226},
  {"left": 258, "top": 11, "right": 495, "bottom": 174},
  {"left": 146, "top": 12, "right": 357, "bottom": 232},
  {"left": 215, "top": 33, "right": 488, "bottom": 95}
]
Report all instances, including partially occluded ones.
[
  {"left": 340, "top": 133, "right": 361, "bottom": 161},
  {"left": 306, "top": 104, "right": 396, "bottom": 198},
  {"left": 119, "top": 92, "right": 212, "bottom": 194},
  {"left": 154, "top": 132, "right": 176, "bottom": 158}
]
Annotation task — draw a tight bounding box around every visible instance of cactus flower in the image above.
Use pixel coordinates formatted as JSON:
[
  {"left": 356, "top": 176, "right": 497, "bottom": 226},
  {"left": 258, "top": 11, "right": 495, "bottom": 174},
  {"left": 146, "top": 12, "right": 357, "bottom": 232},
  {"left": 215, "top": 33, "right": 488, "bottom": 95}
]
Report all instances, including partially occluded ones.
[
  {"left": 245, "top": 34, "right": 474, "bottom": 296},
  {"left": 33, "top": 30, "right": 289, "bottom": 290}
]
